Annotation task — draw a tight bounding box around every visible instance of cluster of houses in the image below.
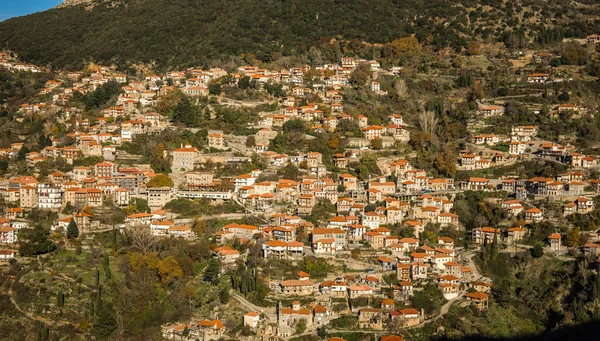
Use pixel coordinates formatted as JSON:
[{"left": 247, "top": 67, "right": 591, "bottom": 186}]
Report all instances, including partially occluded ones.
[{"left": 4, "top": 47, "right": 600, "bottom": 341}]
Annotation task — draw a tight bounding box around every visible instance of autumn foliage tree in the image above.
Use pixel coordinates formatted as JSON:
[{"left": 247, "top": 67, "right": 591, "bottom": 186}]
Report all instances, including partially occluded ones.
[
  {"left": 128, "top": 252, "right": 183, "bottom": 286},
  {"left": 147, "top": 173, "right": 174, "bottom": 188},
  {"left": 566, "top": 227, "right": 582, "bottom": 247},
  {"left": 383, "top": 36, "right": 423, "bottom": 65},
  {"left": 434, "top": 148, "right": 457, "bottom": 178},
  {"left": 349, "top": 62, "right": 371, "bottom": 86}
]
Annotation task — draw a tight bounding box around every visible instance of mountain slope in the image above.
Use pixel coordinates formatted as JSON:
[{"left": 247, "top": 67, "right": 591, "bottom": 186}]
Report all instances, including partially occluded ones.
[{"left": 0, "top": 0, "right": 599, "bottom": 70}]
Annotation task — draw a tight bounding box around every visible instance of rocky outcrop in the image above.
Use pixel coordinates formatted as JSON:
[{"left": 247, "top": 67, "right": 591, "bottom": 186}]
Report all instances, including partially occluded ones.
[{"left": 57, "top": 0, "right": 97, "bottom": 8}]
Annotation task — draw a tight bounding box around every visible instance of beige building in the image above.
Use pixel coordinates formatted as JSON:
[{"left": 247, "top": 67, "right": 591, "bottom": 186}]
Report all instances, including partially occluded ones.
[
  {"left": 243, "top": 312, "right": 260, "bottom": 328},
  {"left": 20, "top": 186, "right": 38, "bottom": 208},
  {"left": 147, "top": 186, "right": 172, "bottom": 208},
  {"left": 172, "top": 145, "right": 199, "bottom": 171},
  {"left": 208, "top": 131, "right": 225, "bottom": 149}
]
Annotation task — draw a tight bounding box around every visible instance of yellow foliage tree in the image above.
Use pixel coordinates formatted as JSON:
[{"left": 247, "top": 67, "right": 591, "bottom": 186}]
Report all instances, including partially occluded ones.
[
  {"left": 467, "top": 41, "right": 482, "bottom": 56},
  {"left": 127, "top": 251, "right": 149, "bottom": 272},
  {"left": 566, "top": 227, "right": 582, "bottom": 248},
  {"left": 155, "top": 256, "right": 183, "bottom": 285},
  {"left": 193, "top": 218, "right": 206, "bottom": 236},
  {"left": 385, "top": 36, "right": 422, "bottom": 61},
  {"left": 128, "top": 252, "right": 183, "bottom": 285},
  {"left": 327, "top": 137, "right": 339, "bottom": 150},
  {"left": 155, "top": 143, "right": 166, "bottom": 159},
  {"left": 147, "top": 173, "right": 174, "bottom": 188}
]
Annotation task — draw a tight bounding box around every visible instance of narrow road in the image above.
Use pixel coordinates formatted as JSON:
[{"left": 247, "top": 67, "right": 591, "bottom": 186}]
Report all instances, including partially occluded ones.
[
  {"left": 295, "top": 328, "right": 385, "bottom": 338},
  {"left": 463, "top": 251, "right": 483, "bottom": 280},
  {"left": 333, "top": 257, "right": 376, "bottom": 270},
  {"left": 232, "top": 292, "right": 277, "bottom": 321},
  {"left": 217, "top": 96, "right": 271, "bottom": 108},
  {"left": 52, "top": 270, "right": 93, "bottom": 291},
  {"left": 174, "top": 212, "right": 251, "bottom": 224},
  {"left": 408, "top": 291, "right": 464, "bottom": 330},
  {"left": 410, "top": 249, "right": 488, "bottom": 329}
]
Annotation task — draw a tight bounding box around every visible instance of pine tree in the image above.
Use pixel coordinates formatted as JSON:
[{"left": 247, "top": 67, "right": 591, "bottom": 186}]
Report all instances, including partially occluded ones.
[
  {"left": 204, "top": 258, "right": 221, "bottom": 285},
  {"left": 92, "top": 303, "right": 117, "bottom": 338},
  {"left": 171, "top": 97, "right": 199, "bottom": 127},
  {"left": 18, "top": 225, "right": 56, "bottom": 256},
  {"left": 317, "top": 326, "right": 327, "bottom": 338},
  {"left": 66, "top": 219, "right": 79, "bottom": 239},
  {"left": 531, "top": 243, "right": 544, "bottom": 258},
  {"left": 220, "top": 286, "right": 230, "bottom": 304}
]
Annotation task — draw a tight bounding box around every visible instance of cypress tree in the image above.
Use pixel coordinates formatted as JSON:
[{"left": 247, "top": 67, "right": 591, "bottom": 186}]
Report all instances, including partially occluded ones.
[
  {"left": 103, "top": 254, "right": 111, "bottom": 280},
  {"left": 111, "top": 229, "right": 117, "bottom": 251},
  {"left": 89, "top": 298, "right": 95, "bottom": 316},
  {"left": 491, "top": 233, "right": 499, "bottom": 261},
  {"left": 593, "top": 274, "right": 600, "bottom": 300},
  {"left": 57, "top": 290, "right": 64, "bottom": 308},
  {"left": 41, "top": 327, "right": 49, "bottom": 341},
  {"left": 94, "top": 269, "right": 100, "bottom": 286},
  {"left": 96, "top": 286, "right": 102, "bottom": 308}
]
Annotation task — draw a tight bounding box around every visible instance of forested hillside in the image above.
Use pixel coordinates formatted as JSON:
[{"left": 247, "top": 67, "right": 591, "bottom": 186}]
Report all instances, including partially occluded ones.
[{"left": 1, "top": 0, "right": 600, "bottom": 70}]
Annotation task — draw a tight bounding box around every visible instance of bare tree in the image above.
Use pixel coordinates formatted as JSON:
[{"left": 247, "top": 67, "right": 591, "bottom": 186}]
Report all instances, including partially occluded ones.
[
  {"left": 43, "top": 120, "right": 55, "bottom": 134},
  {"left": 417, "top": 110, "right": 439, "bottom": 135},
  {"left": 124, "top": 226, "right": 160, "bottom": 255},
  {"left": 387, "top": 317, "right": 407, "bottom": 335},
  {"left": 394, "top": 78, "right": 408, "bottom": 99},
  {"left": 307, "top": 46, "right": 324, "bottom": 65},
  {"left": 114, "top": 311, "right": 125, "bottom": 341}
]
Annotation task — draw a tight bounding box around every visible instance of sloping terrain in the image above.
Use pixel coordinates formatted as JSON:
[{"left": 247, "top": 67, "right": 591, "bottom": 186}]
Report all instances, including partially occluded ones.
[{"left": 0, "top": 0, "right": 599, "bottom": 69}]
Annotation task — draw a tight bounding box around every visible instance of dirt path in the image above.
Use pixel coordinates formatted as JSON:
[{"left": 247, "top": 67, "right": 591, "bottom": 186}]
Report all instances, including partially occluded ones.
[{"left": 7, "top": 269, "right": 72, "bottom": 327}]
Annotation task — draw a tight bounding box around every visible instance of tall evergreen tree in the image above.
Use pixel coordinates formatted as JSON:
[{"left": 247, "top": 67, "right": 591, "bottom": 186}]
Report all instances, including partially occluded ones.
[
  {"left": 103, "top": 254, "right": 112, "bottom": 280},
  {"left": 593, "top": 274, "right": 600, "bottom": 300},
  {"left": 89, "top": 298, "right": 95, "bottom": 316},
  {"left": 92, "top": 303, "right": 116, "bottom": 338},
  {"left": 57, "top": 290, "right": 64, "bottom": 308},
  {"left": 491, "top": 233, "right": 499, "bottom": 261},
  {"left": 66, "top": 219, "right": 79, "bottom": 239},
  {"left": 171, "top": 97, "right": 199, "bottom": 127},
  {"left": 111, "top": 229, "right": 117, "bottom": 251},
  {"left": 203, "top": 258, "right": 221, "bottom": 285},
  {"left": 18, "top": 225, "right": 56, "bottom": 256}
]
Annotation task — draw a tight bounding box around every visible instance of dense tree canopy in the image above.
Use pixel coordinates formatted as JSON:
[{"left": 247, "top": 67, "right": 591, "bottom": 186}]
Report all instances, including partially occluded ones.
[
  {"left": 1, "top": 0, "right": 599, "bottom": 69},
  {"left": 18, "top": 225, "right": 57, "bottom": 257},
  {"left": 146, "top": 174, "right": 174, "bottom": 188}
]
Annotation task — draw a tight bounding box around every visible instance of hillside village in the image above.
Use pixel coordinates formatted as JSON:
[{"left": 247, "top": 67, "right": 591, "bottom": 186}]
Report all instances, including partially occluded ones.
[{"left": 2, "top": 34, "right": 600, "bottom": 341}]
